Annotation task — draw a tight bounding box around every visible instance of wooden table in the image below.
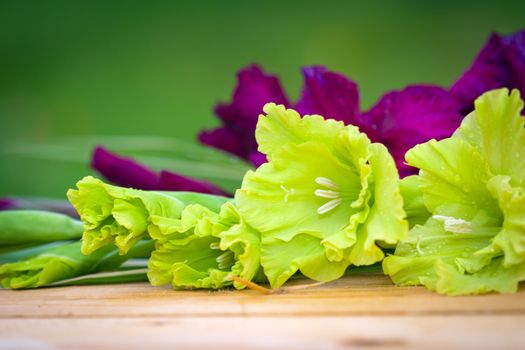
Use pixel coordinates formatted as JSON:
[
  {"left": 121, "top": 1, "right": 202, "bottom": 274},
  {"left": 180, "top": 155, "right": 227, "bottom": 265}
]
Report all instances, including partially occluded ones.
[{"left": 0, "top": 273, "right": 523, "bottom": 349}]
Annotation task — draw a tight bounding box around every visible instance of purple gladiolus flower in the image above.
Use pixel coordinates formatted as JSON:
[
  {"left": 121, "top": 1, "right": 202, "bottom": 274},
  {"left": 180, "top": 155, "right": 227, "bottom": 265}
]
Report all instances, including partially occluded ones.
[
  {"left": 200, "top": 64, "right": 360, "bottom": 165},
  {"left": 91, "top": 146, "right": 228, "bottom": 196},
  {"left": 201, "top": 64, "right": 465, "bottom": 177},
  {"left": 199, "top": 65, "right": 289, "bottom": 162},
  {"left": 200, "top": 30, "right": 524, "bottom": 176},
  {"left": 87, "top": 30, "right": 524, "bottom": 190},
  {"left": 360, "top": 86, "right": 463, "bottom": 177},
  {"left": 450, "top": 30, "right": 525, "bottom": 114}
]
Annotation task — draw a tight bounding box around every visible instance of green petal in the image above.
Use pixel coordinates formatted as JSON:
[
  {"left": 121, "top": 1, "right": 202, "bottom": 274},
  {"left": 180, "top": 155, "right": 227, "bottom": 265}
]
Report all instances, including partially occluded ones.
[
  {"left": 68, "top": 176, "right": 230, "bottom": 255},
  {"left": 383, "top": 219, "right": 496, "bottom": 293},
  {"left": 256, "top": 103, "right": 346, "bottom": 160},
  {"left": 432, "top": 258, "right": 525, "bottom": 295},
  {"left": 357, "top": 144, "right": 408, "bottom": 247},
  {"left": 218, "top": 203, "right": 263, "bottom": 288},
  {"left": 148, "top": 235, "right": 227, "bottom": 288},
  {"left": 261, "top": 234, "right": 349, "bottom": 288},
  {"left": 406, "top": 138, "right": 500, "bottom": 220},
  {"left": 481, "top": 175, "right": 525, "bottom": 266},
  {"left": 399, "top": 176, "right": 431, "bottom": 228},
  {"left": 148, "top": 202, "right": 262, "bottom": 290},
  {"left": 455, "top": 88, "right": 525, "bottom": 184},
  {"left": 237, "top": 140, "right": 362, "bottom": 244}
]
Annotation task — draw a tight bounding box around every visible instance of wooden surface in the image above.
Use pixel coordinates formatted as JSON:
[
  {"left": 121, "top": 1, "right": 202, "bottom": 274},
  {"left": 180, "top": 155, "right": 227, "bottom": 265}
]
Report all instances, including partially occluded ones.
[{"left": 0, "top": 273, "right": 523, "bottom": 350}]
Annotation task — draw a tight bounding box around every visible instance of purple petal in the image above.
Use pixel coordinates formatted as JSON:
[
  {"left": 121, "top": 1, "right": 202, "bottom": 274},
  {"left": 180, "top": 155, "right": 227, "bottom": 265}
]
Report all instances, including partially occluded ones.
[
  {"left": 91, "top": 146, "right": 160, "bottom": 190},
  {"left": 91, "top": 146, "right": 228, "bottom": 195},
  {"left": 198, "top": 127, "right": 246, "bottom": 159},
  {"left": 247, "top": 151, "right": 267, "bottom": 168},
  {"left": 223, "top": 65, "right": 289, "bottom": 124},
  {"left": 450, "top": 30, "right": 525, "bottom": 114},
  {"left": 500, "top": 30, "right": 525, "bottom": 93},
  {"left": 200, "top": 65, "right": 289, "bottom": 162},
  {"left": 0, "top": 198, "right": 17, "bottom": 211},
  {"left": 158, "top": 171, "right": 228, "bottom": 196},
  {"left": 361, "top": 85, "right": 462, "bottom": 177},
  {"left": 295, "top": 66, "right": 360, "bottom": 124}
]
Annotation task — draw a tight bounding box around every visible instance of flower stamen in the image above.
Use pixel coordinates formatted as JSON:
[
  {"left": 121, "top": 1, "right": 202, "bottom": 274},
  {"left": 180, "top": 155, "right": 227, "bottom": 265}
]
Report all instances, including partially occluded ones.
[
  {"left": 317, "top": 198, "right": 342, "bottom": 214},
  {"left": 315, "top": 177, "right": 340, "bottom": 190},
  {"left": 216, "top": 251, "right": 235, "bottom": 270},
  {"left": 314, "top": 189, "right": 340, "bottom": 199},
  {"left": 314, "top": 177, "right": 344, "bottom": 214},
  {"left": 432, "top": 215, "right": 472, "bottom": 234}
]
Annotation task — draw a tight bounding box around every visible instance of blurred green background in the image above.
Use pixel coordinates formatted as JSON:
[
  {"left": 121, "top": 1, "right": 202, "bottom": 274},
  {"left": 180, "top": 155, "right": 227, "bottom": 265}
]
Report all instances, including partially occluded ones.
[{"left": 1, "top": 0, "right": 524, "bottom": 198}]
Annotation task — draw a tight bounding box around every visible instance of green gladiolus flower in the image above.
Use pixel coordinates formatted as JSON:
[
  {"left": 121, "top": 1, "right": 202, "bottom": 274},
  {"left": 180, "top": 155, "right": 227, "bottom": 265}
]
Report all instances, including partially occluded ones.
[
  {"left": 148, "top": 202, "right": 261, "bottom": 289},
  {"left": 383, "top": 88, "right": 525, "bottom": 295},
  {"left": 236, "top": 103, "right": 408, "bottom": 288},
  {"left": 67, "top": 176, "right": 231, "bottom": 255}
]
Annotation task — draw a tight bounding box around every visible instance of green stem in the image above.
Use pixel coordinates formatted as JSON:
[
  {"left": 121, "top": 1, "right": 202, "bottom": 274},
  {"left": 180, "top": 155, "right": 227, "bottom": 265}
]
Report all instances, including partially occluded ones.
[{"left": 48, "top": 268, "right": 149, "bottom": 287}]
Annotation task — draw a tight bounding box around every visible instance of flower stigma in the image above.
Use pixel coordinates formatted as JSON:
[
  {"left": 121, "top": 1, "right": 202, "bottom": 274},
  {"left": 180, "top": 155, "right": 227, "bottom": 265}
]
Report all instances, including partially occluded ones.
[{"left": 280, "top": 184, "right": 295, "bottom": 203}]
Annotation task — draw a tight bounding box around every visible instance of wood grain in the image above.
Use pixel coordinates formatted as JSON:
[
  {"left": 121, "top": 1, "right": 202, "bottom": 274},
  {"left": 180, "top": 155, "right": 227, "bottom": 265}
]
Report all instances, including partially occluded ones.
[{"left": 0, "top": 274, "right": 523, "bottom": 349}]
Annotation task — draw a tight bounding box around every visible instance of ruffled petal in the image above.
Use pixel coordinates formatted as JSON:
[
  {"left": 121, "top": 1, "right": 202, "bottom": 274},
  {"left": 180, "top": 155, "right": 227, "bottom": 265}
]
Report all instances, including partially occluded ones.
[
  {"left": 67, "top": 176, "right": 230, "bottom": 255},
  {"left": 199, "top": 65, "right": 289, "bottom": 163},
  {"left": 295, "top": 66, "right": 360, "bottom": 125},
  {"left": 361, "top": 85, "right": 463, "bottom": 177},
  {"left": 148, "top": 202, "right": 262, "bottom": 290},
  {"left": 450, "top": 31, "right": 525, "bottom": 114}
]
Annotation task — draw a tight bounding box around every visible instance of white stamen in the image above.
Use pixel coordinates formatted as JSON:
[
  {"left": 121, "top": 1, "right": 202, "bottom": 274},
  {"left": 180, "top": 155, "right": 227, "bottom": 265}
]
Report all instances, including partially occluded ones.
[
  {"left": 314, "top": 189, "right": 340, "bottom": 199},
  {"left": 216, "top": 251, "right": 233, "bottom": 263},
  {"left": 432, "top": 215, "right": 472, "bottom": 234},
  {"left": 317, "top": 198, "right": 342, "bottom": 214},
  {"left": 217, "top": 251, "right": 234, "bottom": 270},
  {"left": 280, "top": 184, "right": 295, "bottom": 203},
  {"left": 315, "top": 177, "right": 340, "bottom": 190},
  {"left": 209, "top": 242, "right": 220, "bottom": 250}
]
